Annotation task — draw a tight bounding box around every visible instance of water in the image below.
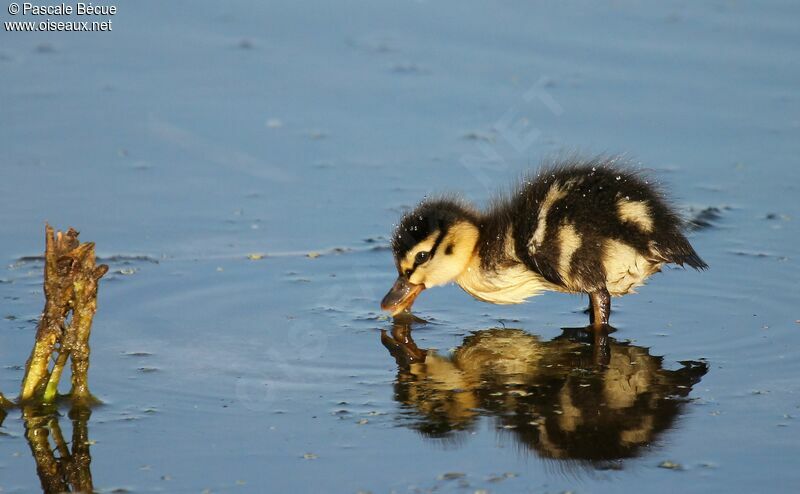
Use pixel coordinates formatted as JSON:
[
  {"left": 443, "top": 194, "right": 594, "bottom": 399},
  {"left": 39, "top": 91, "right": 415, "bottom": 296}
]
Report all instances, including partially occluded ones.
[{"left": 1, "top": 1, "right": 799, "bottom": 492}]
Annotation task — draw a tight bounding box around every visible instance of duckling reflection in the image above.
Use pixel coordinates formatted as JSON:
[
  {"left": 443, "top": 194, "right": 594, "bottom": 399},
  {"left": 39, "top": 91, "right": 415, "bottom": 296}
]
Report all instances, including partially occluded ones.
[
  {"left": 22, "top": 405, "right": 94, "bottom": 494},
  {"left": 381, "top": 324, "right": 707, "bottom": 462}
]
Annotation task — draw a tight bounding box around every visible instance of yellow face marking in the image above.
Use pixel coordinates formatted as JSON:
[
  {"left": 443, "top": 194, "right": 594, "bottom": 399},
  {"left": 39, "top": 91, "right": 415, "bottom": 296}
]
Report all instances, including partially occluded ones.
[
  {"left": 617, "top": 198, "right": 654, "bottom": 233},
  {"left": 399, "top": 230, "right": 440, "bottom": 277},
  {"left": 401, "top": 221, "right": 479, "bottom": 287}
]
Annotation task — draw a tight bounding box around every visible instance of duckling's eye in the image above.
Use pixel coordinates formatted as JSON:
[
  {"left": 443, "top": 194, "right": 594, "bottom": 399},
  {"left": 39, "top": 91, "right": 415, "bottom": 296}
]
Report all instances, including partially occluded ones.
[{"left": 414, "top": 251, "right": 430, "bottom": 265}]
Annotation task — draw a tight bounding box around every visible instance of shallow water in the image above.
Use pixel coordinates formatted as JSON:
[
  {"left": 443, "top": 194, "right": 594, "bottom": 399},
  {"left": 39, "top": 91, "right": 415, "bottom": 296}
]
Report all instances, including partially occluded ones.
[{"left": 2, "top": 1, "right": 800, "bottom": 492}]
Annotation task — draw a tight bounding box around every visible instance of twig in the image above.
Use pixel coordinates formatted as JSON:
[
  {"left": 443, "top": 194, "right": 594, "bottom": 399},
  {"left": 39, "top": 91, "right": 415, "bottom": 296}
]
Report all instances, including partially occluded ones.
[{"left": 19, "top": 225, "right": 107, "bottom": 404}]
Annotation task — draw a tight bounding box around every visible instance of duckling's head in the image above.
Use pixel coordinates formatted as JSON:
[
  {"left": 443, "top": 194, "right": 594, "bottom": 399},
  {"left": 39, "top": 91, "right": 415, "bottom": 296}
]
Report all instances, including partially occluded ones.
[{"left": 382, "top": 198, "right": 480, "bottom": 316}]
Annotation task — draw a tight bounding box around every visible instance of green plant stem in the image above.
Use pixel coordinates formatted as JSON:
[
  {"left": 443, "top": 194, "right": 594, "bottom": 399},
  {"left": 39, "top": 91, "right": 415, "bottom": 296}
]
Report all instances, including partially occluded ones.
[{"left": 43, "top": 350, "right": 69, "bottom": 403}]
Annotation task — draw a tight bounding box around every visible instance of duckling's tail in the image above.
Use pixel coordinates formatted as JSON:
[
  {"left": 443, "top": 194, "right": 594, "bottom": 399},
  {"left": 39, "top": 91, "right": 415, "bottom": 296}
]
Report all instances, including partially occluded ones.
[
  {"left": 675, "top": 249, "right": 709, "bottom": 270},
  {"left": 652, "top": 235, "right": 709, "bottom": 270}
]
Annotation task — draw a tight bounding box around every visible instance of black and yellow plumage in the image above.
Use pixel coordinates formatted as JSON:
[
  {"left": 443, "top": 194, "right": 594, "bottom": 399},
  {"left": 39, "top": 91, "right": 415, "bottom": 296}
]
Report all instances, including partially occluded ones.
[{"left": 382, "top": 157, "right": 707, "bottom": 326}]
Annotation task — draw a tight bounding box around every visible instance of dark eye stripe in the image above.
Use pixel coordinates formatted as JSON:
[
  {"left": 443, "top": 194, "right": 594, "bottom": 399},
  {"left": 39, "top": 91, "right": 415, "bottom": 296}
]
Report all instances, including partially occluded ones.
[
  {"left": 403, "top": 224, "right": 447, "bottom": 279},
  {"left": 428, "top": 222, "right": 448, "bottom": 258}
]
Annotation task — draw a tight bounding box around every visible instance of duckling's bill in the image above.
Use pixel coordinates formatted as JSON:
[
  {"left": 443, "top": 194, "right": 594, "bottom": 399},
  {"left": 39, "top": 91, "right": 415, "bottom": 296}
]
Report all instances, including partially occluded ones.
[{"left": 381, "top": 277, "right": 425, "bottom": 315}]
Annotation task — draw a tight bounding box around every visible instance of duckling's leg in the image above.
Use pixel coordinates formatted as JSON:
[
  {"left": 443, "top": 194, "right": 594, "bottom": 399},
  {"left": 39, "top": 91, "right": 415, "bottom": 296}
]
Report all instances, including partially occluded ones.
[{"left": 588, "top": 287, "right": 611, "bottom": 327}]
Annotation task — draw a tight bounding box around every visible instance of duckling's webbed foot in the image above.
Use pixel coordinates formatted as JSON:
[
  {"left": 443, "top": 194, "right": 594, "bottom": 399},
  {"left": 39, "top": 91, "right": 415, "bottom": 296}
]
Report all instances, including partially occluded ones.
[{"left": 588, "top": 287, "right": 611, "bottom": 327}]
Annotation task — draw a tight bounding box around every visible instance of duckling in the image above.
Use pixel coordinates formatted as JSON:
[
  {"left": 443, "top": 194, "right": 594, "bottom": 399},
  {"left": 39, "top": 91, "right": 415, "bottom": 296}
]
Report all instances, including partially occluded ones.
[{"left": 381, "top": 157, "right": 707, "bottom": 326}]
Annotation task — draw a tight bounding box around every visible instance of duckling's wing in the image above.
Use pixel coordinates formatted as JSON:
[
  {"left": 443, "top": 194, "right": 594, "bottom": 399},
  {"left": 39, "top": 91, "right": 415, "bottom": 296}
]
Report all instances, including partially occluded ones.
[{"left": 515, "top": 159, "right": 708, "bottom": 286}]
